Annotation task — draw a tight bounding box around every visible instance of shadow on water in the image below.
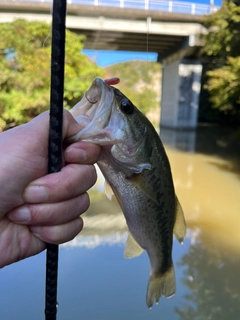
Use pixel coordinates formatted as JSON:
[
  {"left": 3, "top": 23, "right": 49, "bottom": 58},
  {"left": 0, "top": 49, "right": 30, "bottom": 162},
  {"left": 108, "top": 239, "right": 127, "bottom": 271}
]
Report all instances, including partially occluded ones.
[
  {"left": 175, "top": 234, "right": 240, "bottom": 320},
  {"left": 160, "top": 124, "right": 240, "bottom": 177},
  {"left": 159, "top": 124, "right": 240, "bottom": 320}
]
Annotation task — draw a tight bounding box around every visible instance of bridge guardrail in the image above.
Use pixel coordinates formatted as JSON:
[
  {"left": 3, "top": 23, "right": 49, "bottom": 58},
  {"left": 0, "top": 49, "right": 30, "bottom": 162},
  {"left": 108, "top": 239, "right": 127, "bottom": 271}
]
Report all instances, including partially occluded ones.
[{"left": 8, "top": 0, "right": 220, "bottom": 15}]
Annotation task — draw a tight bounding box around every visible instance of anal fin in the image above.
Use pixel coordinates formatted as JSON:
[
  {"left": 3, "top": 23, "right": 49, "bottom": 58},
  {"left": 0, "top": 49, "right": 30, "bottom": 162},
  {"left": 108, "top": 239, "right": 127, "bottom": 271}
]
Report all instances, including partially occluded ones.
[{"left": 124, "top": 233, "right": 144, "bottom": 258}]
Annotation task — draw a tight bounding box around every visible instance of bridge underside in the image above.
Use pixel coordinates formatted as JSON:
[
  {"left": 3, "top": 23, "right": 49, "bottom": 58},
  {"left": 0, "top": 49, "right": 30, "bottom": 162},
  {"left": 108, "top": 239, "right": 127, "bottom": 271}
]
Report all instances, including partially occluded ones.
[
  {"left": 0, "top": 2, "right": 204, "bottom": 60},
  {"left": 72, "top": 28, "right": 185, "bottom": 56}
]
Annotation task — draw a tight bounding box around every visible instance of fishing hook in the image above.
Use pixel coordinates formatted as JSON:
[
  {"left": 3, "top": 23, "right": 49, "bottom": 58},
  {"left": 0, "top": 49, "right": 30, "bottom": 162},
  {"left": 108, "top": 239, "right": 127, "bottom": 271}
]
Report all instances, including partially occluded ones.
[{"left": 85, "top": 93, "right": 97, "bottom": 104}]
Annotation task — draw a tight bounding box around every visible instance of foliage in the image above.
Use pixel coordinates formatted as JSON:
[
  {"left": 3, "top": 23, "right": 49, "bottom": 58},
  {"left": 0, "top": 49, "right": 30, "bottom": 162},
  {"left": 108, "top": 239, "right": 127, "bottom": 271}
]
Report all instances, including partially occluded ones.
[
  {"left": 0, "top": 20, "right": 104, "bottom": 131},
  {"left": 200, "top": 0, "right": 240, "bottom": 124},
  {"left": 202, "top": 0, "right": 240, "bottom": 61},
  {"left": 105, "top": 60, "right": 161, "bottom": 116},
  {"left": 205, "top": 56, "right": 240, "bottom": 121}
]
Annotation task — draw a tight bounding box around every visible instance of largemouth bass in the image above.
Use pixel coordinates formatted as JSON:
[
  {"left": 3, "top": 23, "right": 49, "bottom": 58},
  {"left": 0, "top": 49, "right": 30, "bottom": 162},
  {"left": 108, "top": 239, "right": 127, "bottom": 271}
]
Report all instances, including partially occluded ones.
[{"left": 68, "top": 78, "right": 186, "bottom": 308}]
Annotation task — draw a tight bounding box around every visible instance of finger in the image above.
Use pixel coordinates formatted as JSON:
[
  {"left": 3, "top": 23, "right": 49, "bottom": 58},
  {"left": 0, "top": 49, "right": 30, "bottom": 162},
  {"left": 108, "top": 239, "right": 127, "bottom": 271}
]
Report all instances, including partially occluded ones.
[
  {"left": 25, "top": 109, "right": 82, "bottom": 142},
  {"left": 64, "top": 142, "right": 100, "bottom": 164},
  {"left": 23, "top": 164, "right": 97, "bottom": 204},
  {"left": 0, "top": 220, "right": 46, "bottom": 267},
  {"left": 29, "top": 217, "right": 83, "bottom": 244},
  {"left": 63, "top": 109, "right": 83, "bottom": 139},
  {"left": 8, "top": 193, "right": 89, "bottom": 225}
]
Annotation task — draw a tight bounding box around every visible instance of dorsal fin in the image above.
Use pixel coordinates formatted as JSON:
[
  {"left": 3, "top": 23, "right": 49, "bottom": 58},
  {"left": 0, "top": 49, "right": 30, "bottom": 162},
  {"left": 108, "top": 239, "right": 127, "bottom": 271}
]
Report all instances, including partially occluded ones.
[{"left": 173, "top": 196, "right": 186, "bottom": 244}]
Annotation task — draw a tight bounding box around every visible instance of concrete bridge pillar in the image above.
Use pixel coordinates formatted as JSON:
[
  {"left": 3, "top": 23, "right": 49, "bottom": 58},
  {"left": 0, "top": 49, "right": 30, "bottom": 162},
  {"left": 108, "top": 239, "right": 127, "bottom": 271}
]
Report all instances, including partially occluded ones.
[{"left": 160, "top": 58, "right": 202, "bottom": 129}]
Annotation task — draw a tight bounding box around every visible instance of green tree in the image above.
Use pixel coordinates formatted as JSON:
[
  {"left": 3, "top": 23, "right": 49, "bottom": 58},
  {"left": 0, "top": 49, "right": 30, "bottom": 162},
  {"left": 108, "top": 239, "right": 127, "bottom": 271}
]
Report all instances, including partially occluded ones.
[
  {"left": 200, "top": 1, "right": 240, "bottom": 124},
  {"left": 202, "top": 1, "right": 240, "bottom": 61},
  {"left": 0, "top": 20, "right": 104, "bottom": 131},
  {"left": 206, "top": 57, "right": 240, "bottom": 120}
]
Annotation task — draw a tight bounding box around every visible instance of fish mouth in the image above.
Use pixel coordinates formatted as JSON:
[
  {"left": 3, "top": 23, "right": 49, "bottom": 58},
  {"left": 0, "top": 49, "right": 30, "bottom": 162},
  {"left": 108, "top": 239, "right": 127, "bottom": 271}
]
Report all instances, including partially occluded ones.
[
  {"left": 69, "top": 78, "right": 118, "bottom": 144},
  {"left": 69, "top": 78, "right": 151, "bottom": 174}
]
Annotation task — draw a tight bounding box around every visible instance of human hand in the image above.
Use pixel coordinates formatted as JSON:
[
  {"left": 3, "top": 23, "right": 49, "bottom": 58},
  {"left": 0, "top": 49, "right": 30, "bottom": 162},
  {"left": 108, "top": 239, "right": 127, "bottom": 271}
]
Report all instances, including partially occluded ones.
[{"left": 0, "top": 110, "right": 100, "bottom": 268}]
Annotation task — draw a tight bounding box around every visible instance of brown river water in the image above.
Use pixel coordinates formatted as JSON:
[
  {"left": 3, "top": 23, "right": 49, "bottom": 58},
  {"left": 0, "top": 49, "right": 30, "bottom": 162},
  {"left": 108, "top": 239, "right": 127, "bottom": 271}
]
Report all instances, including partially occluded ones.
[{"left": 0, "top": 124, "right": 239, "bottom": 320}]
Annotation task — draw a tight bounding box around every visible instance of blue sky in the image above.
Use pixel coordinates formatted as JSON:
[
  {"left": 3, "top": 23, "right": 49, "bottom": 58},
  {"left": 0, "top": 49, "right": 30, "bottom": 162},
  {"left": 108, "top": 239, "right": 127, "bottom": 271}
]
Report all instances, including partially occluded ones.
[{"left": 82, "top": 49, "right": 158, "bottom": 67}]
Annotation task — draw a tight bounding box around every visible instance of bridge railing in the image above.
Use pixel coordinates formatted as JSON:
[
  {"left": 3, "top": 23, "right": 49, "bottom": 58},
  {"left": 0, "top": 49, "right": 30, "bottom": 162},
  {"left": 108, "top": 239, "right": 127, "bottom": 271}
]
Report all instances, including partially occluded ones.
[{"left": 9, "top": 0, "right": 220, "bottom": 15}]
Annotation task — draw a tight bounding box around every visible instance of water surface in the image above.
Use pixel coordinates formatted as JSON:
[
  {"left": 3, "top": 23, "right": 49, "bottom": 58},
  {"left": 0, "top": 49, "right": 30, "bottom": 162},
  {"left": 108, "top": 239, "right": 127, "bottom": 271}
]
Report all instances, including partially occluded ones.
[{"left": 0, "top": 125, "right": 239, "bottom": 320}]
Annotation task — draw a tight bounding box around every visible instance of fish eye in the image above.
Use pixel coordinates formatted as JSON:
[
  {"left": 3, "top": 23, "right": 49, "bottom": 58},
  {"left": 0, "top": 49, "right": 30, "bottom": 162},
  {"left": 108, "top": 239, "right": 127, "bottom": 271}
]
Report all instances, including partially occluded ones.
[{"left": 120, "top": 98, "right": 134, "bottom": 115}]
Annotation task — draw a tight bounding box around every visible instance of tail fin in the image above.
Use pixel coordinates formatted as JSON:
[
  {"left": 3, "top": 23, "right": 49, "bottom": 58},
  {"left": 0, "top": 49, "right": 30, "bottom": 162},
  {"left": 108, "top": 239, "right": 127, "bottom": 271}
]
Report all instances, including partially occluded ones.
[{"left": 146, "top": 265, "right": 176, "bottom": 308}]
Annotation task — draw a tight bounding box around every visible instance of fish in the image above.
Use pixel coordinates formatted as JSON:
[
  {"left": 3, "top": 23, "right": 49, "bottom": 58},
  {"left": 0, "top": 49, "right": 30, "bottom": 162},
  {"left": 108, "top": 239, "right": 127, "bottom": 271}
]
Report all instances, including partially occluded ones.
[{"left": 68, "top": 78, "right": 186, "bottom": 308}]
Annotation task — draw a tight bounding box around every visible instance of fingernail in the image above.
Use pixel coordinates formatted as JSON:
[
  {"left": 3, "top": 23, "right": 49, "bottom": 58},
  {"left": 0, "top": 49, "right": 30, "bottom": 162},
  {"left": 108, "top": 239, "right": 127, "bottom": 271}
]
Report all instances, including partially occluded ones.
[
  {"left": 24, "top": 185, "right": 49, "bottom": 203},
  {"left": 8, "top": 206, "right": 31, "bottom": 223},
  {"left": 66, "top": 146, "right": 87, "bottom": 161}
]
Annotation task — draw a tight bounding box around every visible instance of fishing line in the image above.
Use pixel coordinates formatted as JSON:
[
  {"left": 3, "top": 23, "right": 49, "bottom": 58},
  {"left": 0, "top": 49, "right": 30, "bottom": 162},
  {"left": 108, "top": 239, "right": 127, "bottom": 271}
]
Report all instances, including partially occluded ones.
[
  {"left": 146, "top": 16, "right": 151, "bottom": 61},
  {"left": 45, "top": 0, "right": 66, "bottom": 320},
  {"left": 42, "top": 29, "right": 52, "bottom": 55},
  {"left": 145, "top": 16, "right": 156, "bottom": 125},
  {"left": 42, "top": 2, "right": 53, "bottom": 50},
  {"left": 145, "top": 16, "right": 161, "bottom": 129}
]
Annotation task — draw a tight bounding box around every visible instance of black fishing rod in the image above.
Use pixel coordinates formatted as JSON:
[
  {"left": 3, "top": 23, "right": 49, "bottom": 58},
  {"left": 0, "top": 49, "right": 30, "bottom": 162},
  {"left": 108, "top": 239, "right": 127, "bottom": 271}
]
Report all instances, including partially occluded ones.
[{"left": 46, "top": 0, "right": 66, "bottom": 319}]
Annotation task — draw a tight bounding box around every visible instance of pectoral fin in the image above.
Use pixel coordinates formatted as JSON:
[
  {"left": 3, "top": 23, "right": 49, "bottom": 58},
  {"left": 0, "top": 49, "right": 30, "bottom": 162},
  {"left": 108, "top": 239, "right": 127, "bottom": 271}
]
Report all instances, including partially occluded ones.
[
  {"left": 104, "top": 180, "right": 114, "bottom": 201},
  {"left": 173, "top": 196, "right": 186, "bottom": 244},
  {"left": 124, "top": 233, "right": 144, "bottom": 258},
  {"left": 128, "top": 173, "right": 159, "bottom": 205}
]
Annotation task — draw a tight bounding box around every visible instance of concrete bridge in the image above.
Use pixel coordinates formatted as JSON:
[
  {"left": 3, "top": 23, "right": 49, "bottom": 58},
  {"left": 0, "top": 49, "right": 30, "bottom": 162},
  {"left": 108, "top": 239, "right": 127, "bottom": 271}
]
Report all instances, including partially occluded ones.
[{"left": 0, "top": 0, "right": 220, "bottom": 129}]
